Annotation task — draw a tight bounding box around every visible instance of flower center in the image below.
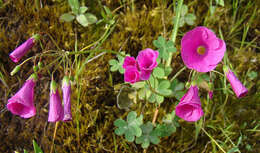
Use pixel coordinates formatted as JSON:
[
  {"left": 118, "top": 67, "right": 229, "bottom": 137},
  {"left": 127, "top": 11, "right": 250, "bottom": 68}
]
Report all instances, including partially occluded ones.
[{"left": 197, "top": 46, "right": 206, "bottom": 55}]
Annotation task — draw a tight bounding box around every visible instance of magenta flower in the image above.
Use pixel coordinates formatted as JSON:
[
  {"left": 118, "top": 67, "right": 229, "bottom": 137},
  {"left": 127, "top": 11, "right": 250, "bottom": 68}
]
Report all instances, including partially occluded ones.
[
  {"left": 122, "top": 48, "right": 159, "bottom": 82},
  {"left": 124, "top": 67, "right": 140, "bottom": 84},
  {"left": 175, "top": 85, "right": 204, "bottom": 122},
  {"left": 9, "top": 34, "right": 40, "bottom": 63},
  {"left": 62, "top": 76, "right": 72, "bottom": 121},
  {"left": 224, "top": 67, "right": 248, "bottom": 98},
  {"left": 48, "top": 80, "right": 64, "bottom": 122},
  {"left": 7, "top": 74, "right": 37, "bottom": 118},
  {"left": 208, "top": 91, "right": 213, "bottom": 99},
  {"left": 181, "top": 27, "right": 226, "bottom": 72},
  {"left": 137, "top": 48, "right": 159, "bottom": 80},
  {"left": 123, "top": 56, "right": 137, "bottom": 69}
]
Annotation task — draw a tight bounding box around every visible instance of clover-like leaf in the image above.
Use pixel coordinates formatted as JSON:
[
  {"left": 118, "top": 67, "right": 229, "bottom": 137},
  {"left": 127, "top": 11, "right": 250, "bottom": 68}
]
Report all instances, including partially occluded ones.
[
  {"left": 85, "top": 13, "right": 97, "bottom": 25},
  {"left": 153, "top": 36, "right": 176, "bottom": 60},
  {"left": 114, "top": 111, "right": 143, "bottom": 142},
  {"left": 109, "top": 52, "right": 128, "bottom": 74},
  {"left": 184, "top": 13, "right": 196, "bottom": 25},
  {"left": 153, "top": 67, "right": 165, "bottom": 78},
  {"left": 170, "top": 79, "right": 185, "bottom": 100},
  {"left": 157, "top": 80, "right": 172, "bottom": 96},
  {"left": 135, "top": 122, "right": 160, "bottom": 149},
  {"left": 68, "top": 0, "right": 79, "bottom": 15},
  {"left": 79, "top": 6, "right": 88, "bottom": 14},
  {"left": 60, "top": 13, "right": 75, "bottom": 22},
  {"left": 181, "top": 4, "right": 188, "bottom": 16}
]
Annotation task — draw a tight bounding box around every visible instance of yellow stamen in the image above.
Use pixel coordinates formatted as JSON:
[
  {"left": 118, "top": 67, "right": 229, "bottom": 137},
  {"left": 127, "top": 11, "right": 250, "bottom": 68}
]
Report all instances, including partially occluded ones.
[{"left": 197, "top": 46, "right": 206, "bottom": 55}]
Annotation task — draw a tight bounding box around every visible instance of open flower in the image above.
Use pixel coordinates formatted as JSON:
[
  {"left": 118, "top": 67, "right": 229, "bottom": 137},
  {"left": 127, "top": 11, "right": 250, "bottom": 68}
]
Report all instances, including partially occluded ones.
[
  {"left": 7, "top": 74, "right": 37, "bottom": 118},
  {"left": 175, "top": 85, "right": 204, "bottom": 122},
  {"left": 124, "top": 67, "right": 140, "bottom": 84},
  {"left": 224, "top": 67, "right": 248, "bottom": 98},
  {"left": 62, "top": 76, "right": 72, "bottom": 121},
  {"left": 137, "top": 48, "right": 159, "bottom": 80},
  {"left": 9, "top": 34, "right": 40, "bottom": 63},
  {"left": 48, "top": 80, "right": 64, "bottom": 122},
  {"left": 181, "top": 27, "right": 226, "bottom": 72}
]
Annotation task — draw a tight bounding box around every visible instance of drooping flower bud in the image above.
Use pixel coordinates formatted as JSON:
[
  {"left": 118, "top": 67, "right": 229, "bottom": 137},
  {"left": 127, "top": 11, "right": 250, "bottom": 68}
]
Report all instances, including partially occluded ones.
[
  {"left": 223, "top": 66, "right": 248, "bottom": 98},
  {"left": 9, "top": 34, "right": 40, "bottom": 63},
  {"left": 10, "top": 65, "right": 21, "bottom": 76},
  {"left": 62, "top": 76, "right": 72, "bottom": 121},
  {"left": 48, "top": 80, "right": 64, "bottom": 122}
]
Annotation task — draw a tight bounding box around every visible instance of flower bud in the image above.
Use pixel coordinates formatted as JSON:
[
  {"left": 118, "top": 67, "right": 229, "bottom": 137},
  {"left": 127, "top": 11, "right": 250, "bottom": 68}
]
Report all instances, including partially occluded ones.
[{"left": 10, "top": 65, "right": 21, "bottom": 76}]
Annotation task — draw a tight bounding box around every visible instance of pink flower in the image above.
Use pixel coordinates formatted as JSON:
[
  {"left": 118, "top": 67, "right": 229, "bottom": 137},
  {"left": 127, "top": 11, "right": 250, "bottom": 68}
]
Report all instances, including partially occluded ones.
[
  {"left": 175, "top": 85, "right": 204, "bottom": 122},
  {"left": 48, "top": 80, "right": 64, "bottom": 122},
  {"left": 9, "top": 34, "right": 40, "bottom": 63},
  {"left": 122, "top": 48, "right": 159, "bottom": 82},
  {"left": 208, "top": 91, "right": 213, "bottom": 99},
  {"left": 7, "top": 74, "right": 37, "bottom": 118},
  {"left": 224, "top": 67, "right": 248, "bottom": 98},
  {"left": 62, "top": 76, "right": 72, "bottom": 121},
  {"left": 124, "top": 67, "right": 140, "bottom": 84},
  {"left": 137, "top": 48, "right": 159, "bottom": 80},
  {"left": 123, "top": 56, "right": 137, "bottom": 69},
  {"left": 181, "top": 27, "right": 226, "bottom": 72}
]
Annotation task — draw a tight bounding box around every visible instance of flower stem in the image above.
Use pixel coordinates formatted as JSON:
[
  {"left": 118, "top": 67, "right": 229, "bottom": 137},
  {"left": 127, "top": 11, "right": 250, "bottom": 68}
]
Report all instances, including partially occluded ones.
[
  {"left": 170, "top": 66, "right": 186, "bottom": 82},
  {"left": 50, "top": 122, "right": 59, "bottom": 153},
  {"left": 67, "top": 49, "right": 125, "bottom": 57},
  {"left": 166, "top": 0, "right": 183, "bottom": 67}
]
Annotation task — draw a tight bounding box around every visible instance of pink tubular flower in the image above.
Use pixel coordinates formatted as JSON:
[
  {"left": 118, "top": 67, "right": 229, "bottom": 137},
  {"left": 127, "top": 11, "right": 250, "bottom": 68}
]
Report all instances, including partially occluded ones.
[
  {"left": 9, "top": 34, "right": 40, "bottom": 63},
  {"left": 224, "top": 67, "right": 248, "bottom": 98},
  {"left": 48, "top": 80, "right": 64, "bottom": 122},
  {"left": 208, "top": 91, "right": 213, "bottom": 99},
  {"left": 7, "top": 74, "right": 37, "bottom": 118},
  {"left": 181, "top": 27, "right": 226, "bottom": 72},
  {"left": 124, "top": 67, "right": 140, "bottom": 84},
  {"left": 175, "top": 85, "right": 204, "bottom": 122},
  {"left": 62, "top": 76, "right": 72, "bottom": 121}
]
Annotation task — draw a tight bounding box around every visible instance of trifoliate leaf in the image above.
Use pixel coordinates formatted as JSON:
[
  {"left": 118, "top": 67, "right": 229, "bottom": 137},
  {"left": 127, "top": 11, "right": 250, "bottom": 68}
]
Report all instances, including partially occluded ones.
[
  {"left": 60, "top": 13, "right": 75, "bottom": 22},
  {"left": 79, "top": 6, "right": 88, "bottom": 14},
  {"left": 184, "top": 13, "right": 196, "bottom": 25},
  {"left": 153, "top": 67, "right": 165, "bottom": 78}
]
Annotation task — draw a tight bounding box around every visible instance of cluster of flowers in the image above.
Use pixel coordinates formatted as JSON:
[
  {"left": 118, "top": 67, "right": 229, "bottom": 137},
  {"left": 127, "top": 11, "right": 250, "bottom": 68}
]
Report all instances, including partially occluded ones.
[
  {"left": 123, "top": 27, "right": 248, "bottom": 122},
  {"left": 7, "top": 35, "right": 72, "bottom": 122},
  {"left": 123, "top": 48, "right": 159, "bottom": 83}
]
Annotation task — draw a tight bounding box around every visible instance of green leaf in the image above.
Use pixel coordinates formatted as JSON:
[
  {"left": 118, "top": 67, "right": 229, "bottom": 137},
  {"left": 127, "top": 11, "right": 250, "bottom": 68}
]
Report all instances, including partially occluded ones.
[
  {"left": 114, "top": 119, "right": 127, "bottom": 127},
  {"left": 24, "top": 149, "right": 29, "bottom": 153},
  {"left": 132, "top": 82, "right": 146, "bottom": 89},
  {"left": 103, "top": 6, "right": 112, "bottom": 18},
  {"left": 181, "top": 5, "right": 188, "bottom": 16},
  {"left": 109, "top": 59, "right": 118, "bottom": 65},
  {"left": 248, "top": 71, "right": 258, "bottom": 80},
  {"left": 158, "top": 80, "right": 171, "bottom": 90},
  {"left": 79, "top": 6, "right": 88, "bottom": 14},
  {"left": 166, "top": 41, "right": 176, "bottom": 53},
  {"left": 60, "top": 13, "right": 75, "bottom": 22},
  {"left": 110, "top": 65, "right": 119, "bottom": 72},
  {"left": 33, "top": 140, "right": 43, "bottom": 153},
  {"left": 118, "top": 67, "right": 125, "bottom": 74},
  {"left": 156, "top": 95, "right": 164, "bottom": 104},
  {"left": 148, "top": 93, "right": 156, "bottom": 103},
  {"left": 215, "top": 0, "right": 224, "bottom": 6},
  {"left": 76, "top": 14, "right": 89, "bottom": 27},
  {"left": 178, "top": 17, "right": 185, "bottom": 27},
  {"left": 115, "top": 127, "right": 126, "bottom": 136},
  {"left": 125, "top": 130, "right": 135, "bottom": 142},
  {"left": 165, "top": 67, "right": 172, "bottom": 76},
  {"left": 68, "top": 0, "right": 79, "bottom": 14},
  {"left": 153, "top": 67, "right": 165, "bottom": 78},
  {"left": 184, "top": 13, "right": 196, "bottom": 25},
  {"left": 85, "top": 13, "right": 97, "bottom": 24},
  {"left": 135, "top": 122, "right": 160, "bottom": 149},
  {"left": 127, "top": 111, "right": 137, "bottom": 123}
]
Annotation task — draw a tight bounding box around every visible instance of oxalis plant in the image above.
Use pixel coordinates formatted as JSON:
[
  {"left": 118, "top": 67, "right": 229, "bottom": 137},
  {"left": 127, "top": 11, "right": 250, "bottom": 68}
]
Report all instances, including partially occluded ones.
[{"left": 110, "top": 0, "right": 248, "bottom": 149}]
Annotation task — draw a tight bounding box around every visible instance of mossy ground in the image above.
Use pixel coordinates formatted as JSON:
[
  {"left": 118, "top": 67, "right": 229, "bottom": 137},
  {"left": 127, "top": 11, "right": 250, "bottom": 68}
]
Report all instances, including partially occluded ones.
[{"left": 0, "top": 0, "right": 260, "bottom": 152}]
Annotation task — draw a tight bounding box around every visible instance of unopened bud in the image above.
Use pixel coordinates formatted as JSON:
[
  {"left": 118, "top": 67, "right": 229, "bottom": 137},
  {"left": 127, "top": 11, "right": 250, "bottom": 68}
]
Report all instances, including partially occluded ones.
[{"left": 10, "top": 65, "right": 21, "bottom": 76}]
